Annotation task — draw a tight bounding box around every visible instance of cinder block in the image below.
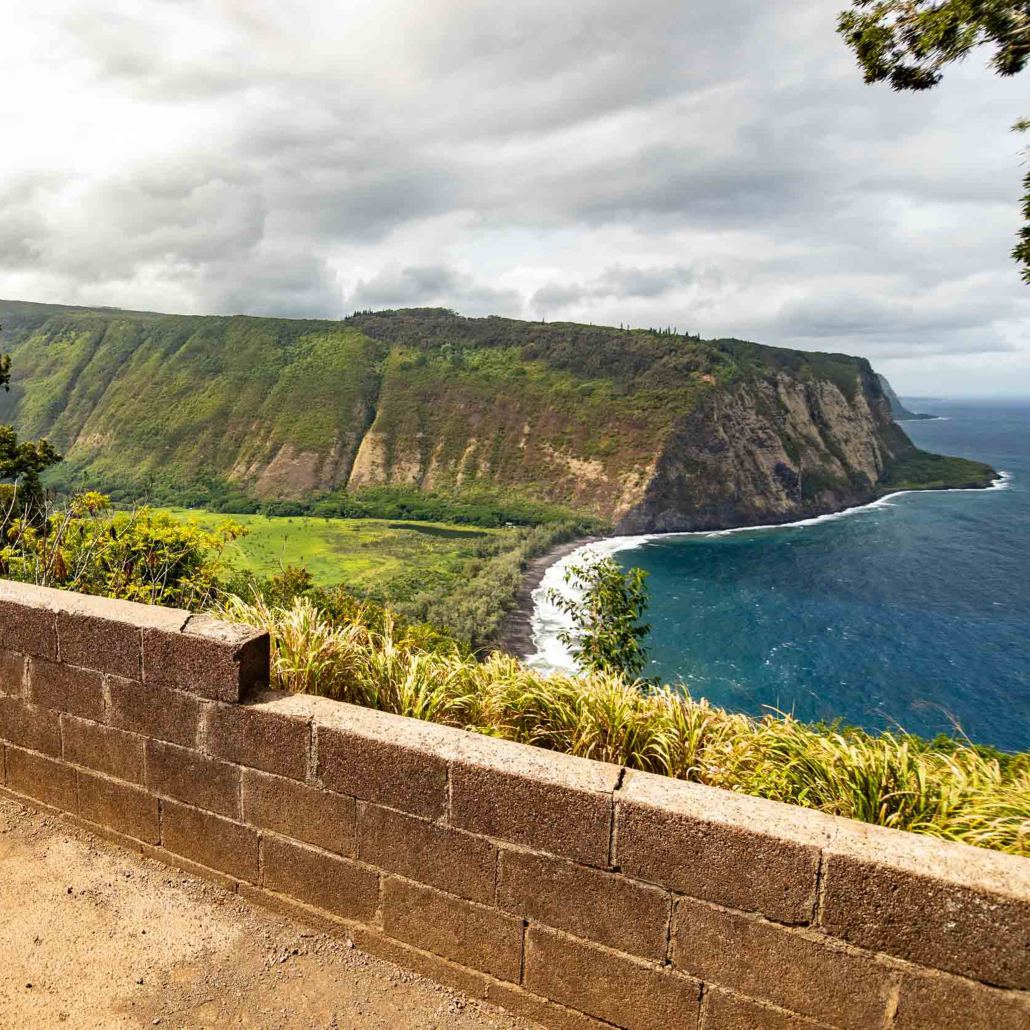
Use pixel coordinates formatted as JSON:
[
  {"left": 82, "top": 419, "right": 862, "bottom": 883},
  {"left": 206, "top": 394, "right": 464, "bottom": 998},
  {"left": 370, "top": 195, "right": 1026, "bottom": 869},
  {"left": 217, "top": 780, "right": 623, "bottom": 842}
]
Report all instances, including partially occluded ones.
[
  {"left": 143, "top": 615, "right": 269, "bottom": 702},
  {"left": 243, "top": 768, "right": 355, "bottom": 856},
  {"left": 204, "top": 692, "right": 309, "bottom": 780},
  {"left": 348, "top": 927, "right": 494, "bottom": 1002},
  {"left": 359, "top": 804, "right": 496, "bottom": 905},
  {"left": 671, "top": 897, "right": 893, "bottom": 1030},
  {"left": 63, "top": 811, "right": 150, "bottom": 856},
  {"left": 57, "top": 612, "right": 140, "bottom": 680},
  {"left": 0, "top": 581, "right": 59, "bottom": 659},
  {"left": 62, "top": 715, "right": 144, "bottom": 784},
  {"left": 819, "top": 819, "right": 1030, "bottom": 989},
  {"left": 615, "top": 770, "right": 831, "bottom": 923},
  {"left": 5, "top": 745, "right": 77, "bottom": 812},
  {"left": 27, "top": 658, "right": 103, "bottom": 721},
  {"left": 262, "top": 835, "right": 379, "bottom": 922},
  {"left": 0, "top": 695, "right": 61, "bottom": 756},
  {"left": 893, "top": 969, "right": 1030, "bottom": 1030},
  {"left": 106, "top": 675, "right": 201, "bottom": 748},
  {"left": 447, "top": 732, "right": 620, "bottom": 867},
  {"left": 524, "top": 924, "right": 702, "bottom": 1030},
  {"left": 53, "top": 592, "right": 187, "bottom": 678},
  {"left": 382, "top": 877, "right": 524, "bottom": 983},
  {"left": 315, "top": 703, "right": 452, "bottom": 818},
  {"left": 498, "top": 848, "right": 669, "bottom": 961},
  {"left": 143, "top": 843, "right": 241, "bottom": 893},
  {"left": 161, "top": 799, "right": 259, "bottom": 881},
  {"left": 145, "top": 740, "right": 240, "bottom": 818},
  {"left": 485, "top": 982, "right": 620, "bottom": 1030},
  {"left": 701, "top": 988, "right": 837, "bottom": 1029},
  {"left": 239, "top": 883, "right": 357, "bottom": 938},
  {"left": 0, "top": 650, "right": 26, "bottom": 696},
  {"left": 78, "top": 769, "right": 159, "bottom": 843}
]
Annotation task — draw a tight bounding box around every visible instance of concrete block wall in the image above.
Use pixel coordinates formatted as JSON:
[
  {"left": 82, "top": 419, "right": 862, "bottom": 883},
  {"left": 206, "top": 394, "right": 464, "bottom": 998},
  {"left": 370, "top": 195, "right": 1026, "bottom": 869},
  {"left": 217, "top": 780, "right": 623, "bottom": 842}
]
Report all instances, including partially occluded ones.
[{"left": 1, "top": 579, "right": 1028, "bottom": 1029}]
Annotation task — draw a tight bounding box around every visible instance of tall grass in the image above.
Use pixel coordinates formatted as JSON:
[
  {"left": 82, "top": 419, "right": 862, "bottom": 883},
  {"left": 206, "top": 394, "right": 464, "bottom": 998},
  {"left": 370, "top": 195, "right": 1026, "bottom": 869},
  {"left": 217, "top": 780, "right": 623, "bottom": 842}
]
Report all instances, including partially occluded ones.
[{"left": 213, "top": 594, "right": 1030, "bottom": 857}]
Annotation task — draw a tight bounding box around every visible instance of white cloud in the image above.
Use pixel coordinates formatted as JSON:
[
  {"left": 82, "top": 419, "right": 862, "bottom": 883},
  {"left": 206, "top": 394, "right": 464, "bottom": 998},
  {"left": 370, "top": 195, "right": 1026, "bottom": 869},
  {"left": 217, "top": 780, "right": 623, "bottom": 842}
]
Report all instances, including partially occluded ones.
[{"left": 0, "top": 0, "right": 1028, "bottom": 392}]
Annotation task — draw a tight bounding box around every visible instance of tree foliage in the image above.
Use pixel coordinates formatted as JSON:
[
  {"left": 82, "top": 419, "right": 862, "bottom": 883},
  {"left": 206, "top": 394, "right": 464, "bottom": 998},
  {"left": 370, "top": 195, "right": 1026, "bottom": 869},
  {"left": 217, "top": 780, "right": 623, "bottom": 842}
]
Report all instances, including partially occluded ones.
[
  {"left": 1, "top": 491, "right": 243, "bottom": 609},
  {"left": 0, "top": 323, "right": 63, "bottom": 501},
  {"left": 547, "top": 554, "right": 654, "bottom": 680},
  {"left": 838, "top": 1, "right": 1030, "bottom": 89},
  {"left": 0, "top": 427, "right": 62, "bottom": 502},
  {"left": 838, "top": 1, "right": 1030, "bottom": 280}
]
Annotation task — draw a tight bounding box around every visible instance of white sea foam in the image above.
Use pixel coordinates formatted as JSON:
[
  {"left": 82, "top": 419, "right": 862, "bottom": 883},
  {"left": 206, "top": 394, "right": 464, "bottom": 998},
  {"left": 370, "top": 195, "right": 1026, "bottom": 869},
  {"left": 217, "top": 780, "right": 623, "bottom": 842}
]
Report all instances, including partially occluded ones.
[{"left": 524, "top": 470, "right": 1012, "bottom": 673}]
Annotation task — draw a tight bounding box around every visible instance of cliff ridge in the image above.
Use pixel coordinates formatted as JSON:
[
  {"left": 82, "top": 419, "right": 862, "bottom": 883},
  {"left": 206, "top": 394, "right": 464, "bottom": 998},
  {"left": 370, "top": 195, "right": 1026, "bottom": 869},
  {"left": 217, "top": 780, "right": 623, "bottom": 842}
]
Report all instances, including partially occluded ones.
[{"left": 0, "top": 300, "right": 994, "bottom": 529}]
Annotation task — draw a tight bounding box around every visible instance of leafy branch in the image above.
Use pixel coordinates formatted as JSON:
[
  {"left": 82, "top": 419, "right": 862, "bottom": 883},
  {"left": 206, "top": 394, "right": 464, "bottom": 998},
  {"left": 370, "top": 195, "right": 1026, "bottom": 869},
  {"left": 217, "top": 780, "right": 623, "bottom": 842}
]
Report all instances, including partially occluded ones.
[
  {"left": 547, "top": 553, "right": 655, "bottom": 681},
  {"left": 838, "top": 1, "right": 1030, "bottom": 280}
]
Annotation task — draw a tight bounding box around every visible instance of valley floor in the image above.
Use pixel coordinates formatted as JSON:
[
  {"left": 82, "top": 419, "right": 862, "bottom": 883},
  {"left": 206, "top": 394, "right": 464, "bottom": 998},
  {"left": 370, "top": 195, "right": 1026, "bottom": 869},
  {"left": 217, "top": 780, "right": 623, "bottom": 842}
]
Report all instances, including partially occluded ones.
[{"left": 158, "top": 507, "right": 515, "bottom": 595}]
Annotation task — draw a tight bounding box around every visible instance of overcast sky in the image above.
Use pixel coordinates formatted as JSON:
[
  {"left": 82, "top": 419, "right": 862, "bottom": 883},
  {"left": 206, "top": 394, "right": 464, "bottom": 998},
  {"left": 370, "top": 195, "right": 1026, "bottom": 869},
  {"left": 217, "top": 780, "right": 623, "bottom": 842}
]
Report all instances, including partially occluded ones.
[{"left": 3, "top": 1, "right": 1028, "bottom": 395}]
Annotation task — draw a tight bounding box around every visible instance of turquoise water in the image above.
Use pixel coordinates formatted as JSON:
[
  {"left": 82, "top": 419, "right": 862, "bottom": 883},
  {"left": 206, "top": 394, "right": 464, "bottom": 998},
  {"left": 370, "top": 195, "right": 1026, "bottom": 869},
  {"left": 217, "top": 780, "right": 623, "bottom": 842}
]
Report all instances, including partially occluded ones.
[{"left": 534, "top": 400, "right": 1030, "bottom": 751}]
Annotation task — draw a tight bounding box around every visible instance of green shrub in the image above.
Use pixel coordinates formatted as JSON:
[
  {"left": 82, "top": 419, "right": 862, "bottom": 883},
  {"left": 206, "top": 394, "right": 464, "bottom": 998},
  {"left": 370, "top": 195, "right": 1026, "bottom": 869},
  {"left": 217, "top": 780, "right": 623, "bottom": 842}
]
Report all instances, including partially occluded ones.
[
  {"left": 880, "top": 450, "right": 996, "bottom": 491},
  {"left": 397, "top": 520, "right": 590, "bottom": 646},
  {"left": 2, "top": 491, "right": 241, "bottom": 609}
]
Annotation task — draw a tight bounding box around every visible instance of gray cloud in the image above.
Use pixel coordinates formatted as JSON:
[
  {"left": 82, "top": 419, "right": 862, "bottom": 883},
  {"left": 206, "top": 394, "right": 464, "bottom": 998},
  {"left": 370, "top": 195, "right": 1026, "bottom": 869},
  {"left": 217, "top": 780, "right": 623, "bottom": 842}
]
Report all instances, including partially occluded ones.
[
  {"left": 348, "top": 264, "right": 522, "bottom": 317},
  {"left": 197, "top": 250, "right": 344, "bottom": 319},
  {"left": 532, "top": 265, "right": 699, "bottom": 315},
  {"left": 1, "top": 0, "right": 1028, "bottom": 390}
]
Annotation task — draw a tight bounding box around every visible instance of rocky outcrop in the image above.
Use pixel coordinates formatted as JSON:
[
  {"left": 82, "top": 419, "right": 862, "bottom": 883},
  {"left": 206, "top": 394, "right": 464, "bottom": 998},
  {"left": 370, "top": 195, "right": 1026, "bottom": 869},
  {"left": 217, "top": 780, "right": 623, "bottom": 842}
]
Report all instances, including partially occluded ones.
[
  {"left": 876, "top": 374, "right": 937, "bottom": 421},
  {"left": 616, "top": 367, "right": 912, "bottom": 532}
]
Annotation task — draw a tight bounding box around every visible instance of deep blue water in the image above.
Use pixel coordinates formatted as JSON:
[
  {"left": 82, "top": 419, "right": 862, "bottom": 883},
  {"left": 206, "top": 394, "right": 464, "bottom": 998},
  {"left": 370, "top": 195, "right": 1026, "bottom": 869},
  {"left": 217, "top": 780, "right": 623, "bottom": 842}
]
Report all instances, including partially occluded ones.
[{"left": 615, "top": 400, "right": 1030, "bottom": 751}]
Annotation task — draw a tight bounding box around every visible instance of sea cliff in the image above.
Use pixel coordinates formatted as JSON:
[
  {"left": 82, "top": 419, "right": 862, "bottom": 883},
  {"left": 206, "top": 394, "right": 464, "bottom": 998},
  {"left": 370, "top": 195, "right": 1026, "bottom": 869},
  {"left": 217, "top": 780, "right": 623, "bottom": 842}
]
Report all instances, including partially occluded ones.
[{"left": 0, "top": 300, "right": 994, "bottom": 528}]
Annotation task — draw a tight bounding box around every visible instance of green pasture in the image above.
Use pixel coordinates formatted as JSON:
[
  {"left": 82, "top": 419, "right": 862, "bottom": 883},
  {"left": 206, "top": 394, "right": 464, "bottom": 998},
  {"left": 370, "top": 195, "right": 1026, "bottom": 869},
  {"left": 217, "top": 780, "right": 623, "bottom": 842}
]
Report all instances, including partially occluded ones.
[{"left": 157, "top": 507, "right": 513, "bottom": 592}]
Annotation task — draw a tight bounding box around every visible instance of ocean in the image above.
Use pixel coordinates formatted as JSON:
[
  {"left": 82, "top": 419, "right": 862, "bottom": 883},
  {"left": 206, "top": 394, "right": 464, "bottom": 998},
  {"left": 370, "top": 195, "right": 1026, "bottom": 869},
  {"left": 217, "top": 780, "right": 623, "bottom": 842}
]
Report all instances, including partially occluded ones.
[{"left": 528, "top": 399, "right": 1030, "bottom": 752}]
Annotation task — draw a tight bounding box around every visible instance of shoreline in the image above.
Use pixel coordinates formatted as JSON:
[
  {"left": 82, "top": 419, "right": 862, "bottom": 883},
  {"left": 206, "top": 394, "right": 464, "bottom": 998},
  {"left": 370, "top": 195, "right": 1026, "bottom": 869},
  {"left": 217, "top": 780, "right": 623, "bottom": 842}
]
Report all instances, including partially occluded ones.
[
  {"left": 493, "top": 535, "right": 606, "bottom": 659},
  {"left": 494, "top": 471, "right": 1009, "bottom": 662}
]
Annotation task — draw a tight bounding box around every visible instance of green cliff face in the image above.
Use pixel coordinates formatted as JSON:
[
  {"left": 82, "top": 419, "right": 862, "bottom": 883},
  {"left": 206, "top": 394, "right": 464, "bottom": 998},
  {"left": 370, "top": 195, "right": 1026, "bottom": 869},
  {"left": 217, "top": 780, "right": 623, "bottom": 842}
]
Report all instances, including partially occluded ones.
[{"left": 0, "top": 300, "right": 993, "bottom": 530}]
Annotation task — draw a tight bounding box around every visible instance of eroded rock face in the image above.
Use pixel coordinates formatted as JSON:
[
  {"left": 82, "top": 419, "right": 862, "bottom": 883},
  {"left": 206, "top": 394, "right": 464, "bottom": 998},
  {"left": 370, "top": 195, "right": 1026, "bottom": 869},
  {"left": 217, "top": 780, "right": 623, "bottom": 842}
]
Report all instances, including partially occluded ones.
[
  {"left": 339, "top": 362, "right": 911, "bottom": 533},
  {"left": 615, "top": 369, "right": 911, "bottom": 533}
]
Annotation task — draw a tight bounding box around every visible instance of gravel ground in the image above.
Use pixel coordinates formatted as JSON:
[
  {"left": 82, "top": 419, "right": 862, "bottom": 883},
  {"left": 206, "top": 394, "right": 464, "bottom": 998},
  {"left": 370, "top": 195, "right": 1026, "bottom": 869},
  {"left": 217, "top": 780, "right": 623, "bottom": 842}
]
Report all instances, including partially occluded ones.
[{"left": 0, "top": 795, "right": 542, "bottom": 1030}]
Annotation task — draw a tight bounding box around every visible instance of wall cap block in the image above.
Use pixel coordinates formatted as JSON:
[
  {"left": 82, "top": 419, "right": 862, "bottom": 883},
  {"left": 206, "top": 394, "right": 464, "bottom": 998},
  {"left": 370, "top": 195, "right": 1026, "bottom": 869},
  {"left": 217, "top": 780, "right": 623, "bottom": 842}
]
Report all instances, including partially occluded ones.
[
  {"left": 185, "top": 613, "right": 264, "bottom": 648},
  {"left": 445, "top": 723, "right": 620, "bottom": 866},
  {"left": 619, "top": 769, "right": 837, "bottom": 849},
  {"left": 615, "top": 768, "right": 833, "bottom": 922},
  {"left": 0, "top": 578, "right": 189, "bottom": 632},
  {"left": 819, "top": 817, "right": 1030, "bottom": 989},
  {"left": 445, "top": 729, "right": 622, "bottom": 796},
  {"left": 143, "top": 614, "right": 269, "bottom": 702},
  {"left": 313, "top": 700, "right": 454, "bottom": 817},
  {"left": 825, "top": 816, "right": 1030, "bottom": 897},
  {"left": 312, "top": 697, "right": 469, "bottom": 752},
  {"left": 0, "top": 579, "right": 65, "bottom": 612}
]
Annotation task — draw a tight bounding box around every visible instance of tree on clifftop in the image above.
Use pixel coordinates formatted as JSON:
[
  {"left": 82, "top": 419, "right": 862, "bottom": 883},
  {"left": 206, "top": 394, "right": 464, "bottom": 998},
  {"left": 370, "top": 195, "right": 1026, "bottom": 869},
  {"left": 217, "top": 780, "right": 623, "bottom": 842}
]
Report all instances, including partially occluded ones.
[
  {"left": 0, "top": 325, "right": 62, "bottom": 510},
  {"left": 838, "top": 0, "right": 1030, "bottom": 281}
]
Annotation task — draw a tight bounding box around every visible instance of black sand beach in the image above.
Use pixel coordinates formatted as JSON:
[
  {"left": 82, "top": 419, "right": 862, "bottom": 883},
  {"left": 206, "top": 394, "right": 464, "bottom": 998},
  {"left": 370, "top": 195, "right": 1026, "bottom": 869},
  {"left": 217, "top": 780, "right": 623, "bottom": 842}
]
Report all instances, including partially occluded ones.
[{"left": 494, "top": 535, "right": 605, "bottom": 659}]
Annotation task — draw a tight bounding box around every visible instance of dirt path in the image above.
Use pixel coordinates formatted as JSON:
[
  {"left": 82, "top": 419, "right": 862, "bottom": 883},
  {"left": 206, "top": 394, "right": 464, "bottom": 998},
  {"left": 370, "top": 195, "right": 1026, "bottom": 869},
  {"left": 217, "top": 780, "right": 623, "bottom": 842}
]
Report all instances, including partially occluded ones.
[{"left": 0, "top": 796, "right": 542, "bottom": 1030}]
